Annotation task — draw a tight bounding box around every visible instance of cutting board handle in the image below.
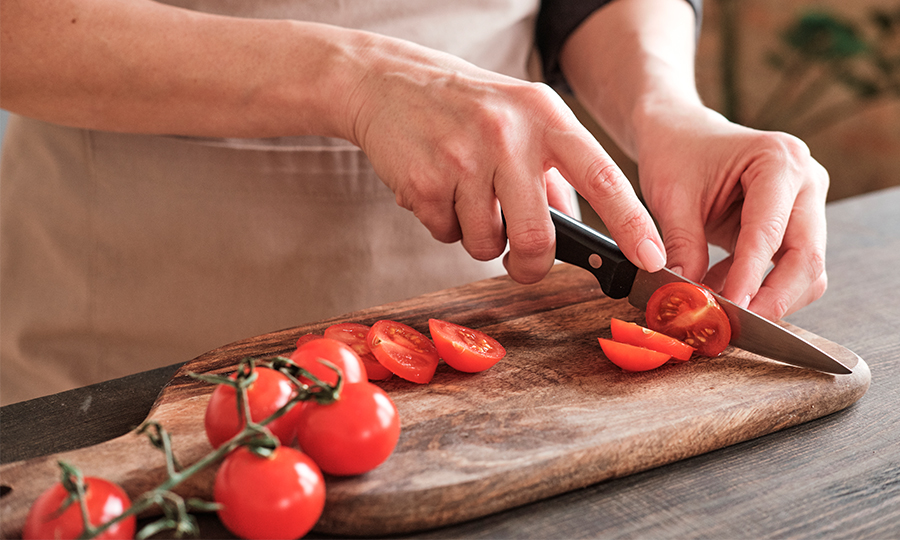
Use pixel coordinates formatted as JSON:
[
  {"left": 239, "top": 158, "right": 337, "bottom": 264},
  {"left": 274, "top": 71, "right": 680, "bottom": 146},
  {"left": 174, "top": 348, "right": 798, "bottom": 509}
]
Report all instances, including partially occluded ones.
[{"left": 549, "top": 207, "right": 637, "bottom": 299}]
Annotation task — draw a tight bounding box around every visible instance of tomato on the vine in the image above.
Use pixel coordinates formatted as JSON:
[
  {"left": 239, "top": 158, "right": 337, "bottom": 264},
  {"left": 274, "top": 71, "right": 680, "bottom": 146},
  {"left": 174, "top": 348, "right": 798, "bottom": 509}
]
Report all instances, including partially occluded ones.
[
  {"left": 23, "top": 477, "right": 135, "bottom": 540},
  {"left": 204, "top": 366, "right": 303, "bottom": 448},
  {"left": 598, "top": 338, "right": 671, "bottom": 372},
  {"left": 367, "top": 320, "right": 439, "bottom": 384},
  {"left": 428, "top": 319, "right": 506, "bottom": 373},
  {"left": 645, "top": 282, "right": 732, "bottom": 357},
  {"left": 323, "top": 322, "right": 394, "bottom": 381},
  {"left": 610, "top": 318, "right": 695, "bottom": 361},
  {"left": 296, "top": 381, "right": 401, "bottom": 476},
  {"left": 214, "top": 446, "right": 325, "bottom": 540},
  {"left": 289, "top": 337, "right": 367, "bottom": 386}
]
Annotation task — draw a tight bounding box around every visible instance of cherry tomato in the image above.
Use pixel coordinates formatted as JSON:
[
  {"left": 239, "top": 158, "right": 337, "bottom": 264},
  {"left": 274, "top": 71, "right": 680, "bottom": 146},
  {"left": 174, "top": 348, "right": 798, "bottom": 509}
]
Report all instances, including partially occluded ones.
[
  {"left": 204, "top": 366, "right": 303, "bottom": 448},
  {"left": 598, "top": 338, "right": 671, "bottom": 372},
  {"left": 367, "top": 320, "right": 439, "bottom": 384},
  {"left": 289, "top": 337, "right": 367, "bottom": 386},
  {"left": 214, "top": 446, "right": 325, "bottom": 540},
  {"left": 428, "top": 319, "right": 506, "bottom": 373},
  {"left": 23, "top": 477, "right": 135, "bottom": 540},
  {"left": 645, "top": 282, "right": 732, "bottom": 357},
  {"left": 324, "top": 322, "right": 394, "bottom": 380},
  {"left": 295, "top": 333, "right": 324, "bottom": 348},
  {"left": 609, "top": 318, "right": 695, "bottom": 361},
  {"left": 296, "top": 381, "right": 401, "bottom": 476}
]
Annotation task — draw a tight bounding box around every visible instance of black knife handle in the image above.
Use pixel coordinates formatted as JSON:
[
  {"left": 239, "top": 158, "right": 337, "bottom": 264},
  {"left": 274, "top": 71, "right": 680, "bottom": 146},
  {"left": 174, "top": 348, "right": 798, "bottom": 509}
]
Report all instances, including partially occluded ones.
[{"left": 550, "top": 207, "right": 638, "bottom": 299}]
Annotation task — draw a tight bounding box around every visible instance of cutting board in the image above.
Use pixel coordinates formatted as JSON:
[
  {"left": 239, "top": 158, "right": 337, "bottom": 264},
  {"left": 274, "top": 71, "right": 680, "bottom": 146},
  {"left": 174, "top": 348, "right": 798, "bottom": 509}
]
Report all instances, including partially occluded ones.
[{"left": 0, "top": 265, "right": 870, "bottom": 538}]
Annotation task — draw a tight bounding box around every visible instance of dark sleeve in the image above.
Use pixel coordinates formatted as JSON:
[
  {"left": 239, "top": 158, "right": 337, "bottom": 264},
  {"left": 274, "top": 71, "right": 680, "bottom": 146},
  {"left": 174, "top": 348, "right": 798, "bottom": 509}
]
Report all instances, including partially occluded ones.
[{"left": 536, "top": 0, "right": 704, "bottom": 93}]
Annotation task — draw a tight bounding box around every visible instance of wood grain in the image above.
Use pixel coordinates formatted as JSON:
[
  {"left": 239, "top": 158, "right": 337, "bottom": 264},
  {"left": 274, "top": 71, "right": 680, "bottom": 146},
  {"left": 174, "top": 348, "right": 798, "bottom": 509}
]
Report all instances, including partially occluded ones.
[{"left": 0, "top": 265, "right": 870, "bottom": 538}]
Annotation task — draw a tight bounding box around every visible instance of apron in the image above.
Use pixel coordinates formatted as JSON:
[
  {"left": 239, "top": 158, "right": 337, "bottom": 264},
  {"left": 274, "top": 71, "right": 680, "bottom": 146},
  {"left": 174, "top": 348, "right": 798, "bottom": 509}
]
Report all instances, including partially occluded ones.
[{"left": 0, "top": 0, "right": 543, "bottom": 404}]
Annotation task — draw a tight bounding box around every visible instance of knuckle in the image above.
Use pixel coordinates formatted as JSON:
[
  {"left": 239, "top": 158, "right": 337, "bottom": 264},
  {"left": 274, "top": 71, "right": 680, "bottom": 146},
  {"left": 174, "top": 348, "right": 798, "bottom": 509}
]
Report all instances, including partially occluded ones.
[
  {"left": 581, "top": 158, "right": 627, "bottom": 200},
  {"left": 507, "top": 219, "right": 555, "bottom": 259}
]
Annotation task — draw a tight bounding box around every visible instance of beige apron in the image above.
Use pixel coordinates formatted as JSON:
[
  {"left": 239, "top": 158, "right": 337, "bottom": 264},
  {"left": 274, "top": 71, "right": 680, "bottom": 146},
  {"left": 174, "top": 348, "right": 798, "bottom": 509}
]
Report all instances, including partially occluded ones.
[{"left": 1, "top": 0, "right": 542, "bottom": 404}]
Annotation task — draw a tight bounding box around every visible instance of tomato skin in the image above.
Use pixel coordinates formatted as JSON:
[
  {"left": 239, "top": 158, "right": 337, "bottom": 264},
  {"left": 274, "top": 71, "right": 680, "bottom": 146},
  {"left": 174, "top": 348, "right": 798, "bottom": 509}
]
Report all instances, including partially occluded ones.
[
  {"left": 296, "top": 381, "right": 401, "bottom": 476},
  {"left": 23, "top": 477, "right": 135, "bottom": 540},
  {"left": 610, "top": 318, "right": 695, "bottom": 361},
  {"left": 295, "top": 333, "right": 324, "bottom": 348},
  {"left": 367, "top": 320, "right": 439, "bottom": 384},
  {"left": 204, "top": 366, "right": 303, "bottom": 448},
  {"left": 289, "top": 337, "right": 367, "bottom": 386},
  {"left": 645, "top": 282, "right": 732, "bottom": 357},
  {"left": 214, "top": 446, "right": 325, "bottom": 540},
  {"left": 324, "top": 323, "right": 394, "bottom": 381},
  {"left": 428, "top": 319, "right": 506, "bottom": 373},
  {"left": 598, "top": 338, "right": 671, "bottom": 372}
]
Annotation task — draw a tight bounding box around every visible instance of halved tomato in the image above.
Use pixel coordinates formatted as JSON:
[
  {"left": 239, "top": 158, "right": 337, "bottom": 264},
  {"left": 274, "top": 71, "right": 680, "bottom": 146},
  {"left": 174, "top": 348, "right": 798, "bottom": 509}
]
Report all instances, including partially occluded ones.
[
  {"left": 610, "top": 318, "right": 695, "bottom": 361},
  {"left": 598, "top": 338, "right": 671, "bottom": 372},
  {"left": 428, "top": 319, "right": 506, "bottom": 373},
  {"left": 645, "top": 282, "right": 732, "bottom": 357},
  {"left": 324, "top": 323, "right": 393, "bottom": 381},
  {"left": 367, "top": 320, "right": 439, "bottom": 384}
]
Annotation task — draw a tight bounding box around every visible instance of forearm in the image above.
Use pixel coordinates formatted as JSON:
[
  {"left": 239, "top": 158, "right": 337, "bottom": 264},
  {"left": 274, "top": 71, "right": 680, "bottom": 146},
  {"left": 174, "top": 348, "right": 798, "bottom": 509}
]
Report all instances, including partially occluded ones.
[
  {"left": 559, "top": 0, "right": 706, "bottom": 160},
  {"left": 0, "top": 0, "right": 370, "bottom": 140}
]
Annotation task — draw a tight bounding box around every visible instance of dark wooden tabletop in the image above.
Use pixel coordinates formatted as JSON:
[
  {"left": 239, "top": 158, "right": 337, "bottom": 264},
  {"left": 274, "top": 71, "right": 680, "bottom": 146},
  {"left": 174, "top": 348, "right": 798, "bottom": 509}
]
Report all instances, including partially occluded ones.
[{"left": 3, "top": 186, "right": 899, "bottom": 539}]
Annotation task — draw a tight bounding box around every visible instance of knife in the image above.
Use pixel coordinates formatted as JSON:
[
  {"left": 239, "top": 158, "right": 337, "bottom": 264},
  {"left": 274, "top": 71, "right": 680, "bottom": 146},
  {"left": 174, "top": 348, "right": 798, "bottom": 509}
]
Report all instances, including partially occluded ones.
[{"left": 549, "top": 207, "right": 855, "bottom": 374}]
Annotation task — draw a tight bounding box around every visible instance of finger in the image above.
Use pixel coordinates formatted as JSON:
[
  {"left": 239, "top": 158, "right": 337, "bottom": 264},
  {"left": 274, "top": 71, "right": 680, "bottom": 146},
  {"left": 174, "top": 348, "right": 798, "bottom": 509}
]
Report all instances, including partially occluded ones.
[
  {"left": 548, "top": 128, "right": 665, "bottom": 272},
  {"left": 405, "top": 192, "right": 463, "bottom": 244},
  {"left": 703, "top": 253, "right": 734, "bottom": 293},
  {"left": 544, "top": 167, "right": 577, "bottom": 217},
  {"left": 455, "top": 191, "right": 506, "bottom": 261},
  {"left": 653, "top": 194, "right": 711, "bottom": 283}
]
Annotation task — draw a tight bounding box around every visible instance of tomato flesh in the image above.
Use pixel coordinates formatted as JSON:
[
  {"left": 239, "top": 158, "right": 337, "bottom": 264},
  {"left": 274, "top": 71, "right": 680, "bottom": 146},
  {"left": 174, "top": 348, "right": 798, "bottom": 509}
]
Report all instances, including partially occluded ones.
[
  {"left": 598, "top": 338, "right": 671, "bottom": 372},
  {"left": 367, "top": 320, "right": 439, "bottom": 384},
  {"left": 23, "top": 477, "right": 136, "bottom": 540},
  {"left": 428, "top": 319, "right": 506, "bottom": 373},
  {"left": 610, "top": 318, "right": 695, "bottom": 361},
  {"left": 645, "top": 282, "right": 732, "bottom": 357},
  {"left": 324, "top": 323, "right": 394, "bottom": 381}
]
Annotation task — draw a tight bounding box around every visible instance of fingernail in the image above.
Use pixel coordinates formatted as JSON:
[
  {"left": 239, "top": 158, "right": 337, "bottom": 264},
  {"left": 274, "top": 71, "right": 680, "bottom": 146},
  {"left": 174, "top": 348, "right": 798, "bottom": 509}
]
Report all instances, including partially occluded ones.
[
  {"left": 739, "top": 294, "right": 752, "bottom": 309},
  {"left": 670, "top": 266, "right": 684, "bottom": 276},
  {"left": 637, "top": 239, "right": 666, "bottom": 272}
]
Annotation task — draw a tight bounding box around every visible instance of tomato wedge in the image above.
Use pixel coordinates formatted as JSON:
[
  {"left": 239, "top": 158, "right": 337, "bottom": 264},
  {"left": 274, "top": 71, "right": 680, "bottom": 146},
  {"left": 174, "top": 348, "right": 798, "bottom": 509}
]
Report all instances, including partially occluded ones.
[
  {"left": 367, "top": 320, "right": 439, "bottom": 384},
  {"left": 610, "top": 318, "right": 695, "bottom": 361},
  {"left": 428, "top": 319, "right": 506, "bottom": 373},
  {"left": 645, "top": 282, "right": 732, "bottom": 357},
  {"left": 598, "top": 338, "right": 671, "bottom": 372},
  {"left": 324, "top": 323, "right": 393, "bottom": 381}
]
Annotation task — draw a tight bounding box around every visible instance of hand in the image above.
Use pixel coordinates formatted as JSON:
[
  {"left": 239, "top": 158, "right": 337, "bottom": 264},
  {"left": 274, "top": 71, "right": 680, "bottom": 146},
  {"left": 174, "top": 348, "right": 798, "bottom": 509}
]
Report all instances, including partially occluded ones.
[
  {"left": 635, "top": 105, "right": 829, "bottom": 320},
  {"left": 344, "top": 33, "right": 667, "bottom": 284}
]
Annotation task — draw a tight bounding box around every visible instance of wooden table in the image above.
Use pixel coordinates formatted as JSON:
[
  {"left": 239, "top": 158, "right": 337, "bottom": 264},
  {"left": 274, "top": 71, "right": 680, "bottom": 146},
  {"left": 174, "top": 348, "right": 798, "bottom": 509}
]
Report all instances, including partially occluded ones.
[{"left": 3, "top": 186, "right": 899, "bottom": 539}]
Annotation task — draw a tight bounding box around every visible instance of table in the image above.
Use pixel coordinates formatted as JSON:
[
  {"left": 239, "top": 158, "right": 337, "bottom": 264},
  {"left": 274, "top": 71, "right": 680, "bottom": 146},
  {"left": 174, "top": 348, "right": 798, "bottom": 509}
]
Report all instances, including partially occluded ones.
[{"left": 3, "top": 186, "right": 899, "bottom": 539}]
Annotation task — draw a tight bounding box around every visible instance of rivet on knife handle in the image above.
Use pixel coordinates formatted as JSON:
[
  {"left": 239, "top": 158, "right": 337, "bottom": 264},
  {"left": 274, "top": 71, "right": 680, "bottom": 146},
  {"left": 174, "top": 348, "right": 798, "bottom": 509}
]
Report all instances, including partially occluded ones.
[{"left": 550, "top": 207, "right": 637, "bottom": 299}]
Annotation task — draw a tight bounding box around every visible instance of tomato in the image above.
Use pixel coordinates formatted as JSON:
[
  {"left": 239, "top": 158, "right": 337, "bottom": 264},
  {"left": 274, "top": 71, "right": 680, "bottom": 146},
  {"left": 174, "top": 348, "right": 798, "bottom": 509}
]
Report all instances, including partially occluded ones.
[
  {"left": 428, "top": 319, "right": 506, "bottom": 373},
  {"left": 295, "top": 333, "right": 324, "bottom": 348},
  {"left": 367, "top": 320, "right": 439, "bottom": 384},
  {"left": 609, "top": 318, "right": 695, "bottom": 361},
  {"left": 289, "top": 337, "right": 367, "bottom": 386},
  {"left": 204, "top": 366, "right": 303, "bottom": 448},
  {"left": 598, "top": 338, "right": 671, "bottom": 372},
  {"left": 296, "top": 381, "right": 401, "bottom": 476},
  {"left": 23, "top": 476, "right": 135, "bottom": 540},
  {"left": 324, "top": 323, "right": 394, "bottom": 381},
  {"left": 214, "top": 446, "right": 325, "bottom": 540},
  {"left": 645, "top": 282, "right": 732, "bottom": 357}
]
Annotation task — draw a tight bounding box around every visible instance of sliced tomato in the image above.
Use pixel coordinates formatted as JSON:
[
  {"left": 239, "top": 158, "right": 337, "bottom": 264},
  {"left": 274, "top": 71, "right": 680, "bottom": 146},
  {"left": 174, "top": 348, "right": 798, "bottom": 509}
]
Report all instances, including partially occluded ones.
[
  {"left": 367, "top": 320, "right": 439, "bottom": 384},
  {"left": 428, "top": 319, "right": 506, "bottom": 373},
  {"left": 598, "top": 338, "right": 671, "bottom": 372},
  {"left": 295, "top": 333, "right": 324, "bottom": 348},
  {"left": 610, "top": 318, "right": 695, "bottom": 361},
  {"left": 324, "top": 323, "right": 393, "bottom": 381},
  {"left": 645, "top": 282, "right": 732, "bottom": 357}
]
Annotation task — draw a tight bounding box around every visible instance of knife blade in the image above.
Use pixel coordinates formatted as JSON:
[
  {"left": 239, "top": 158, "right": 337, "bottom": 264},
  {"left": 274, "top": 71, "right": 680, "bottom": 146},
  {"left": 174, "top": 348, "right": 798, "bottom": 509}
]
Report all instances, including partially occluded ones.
[{"left": 549, "top": 207, "right": 855, "bottom": 374}]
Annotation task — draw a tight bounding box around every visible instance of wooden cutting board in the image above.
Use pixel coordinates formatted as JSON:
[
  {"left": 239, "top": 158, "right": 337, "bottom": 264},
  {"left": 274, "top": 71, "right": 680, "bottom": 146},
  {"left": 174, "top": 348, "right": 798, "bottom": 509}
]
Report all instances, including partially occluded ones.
[{"left": 0, "top": 265, "right": 870, "bottom": 538}]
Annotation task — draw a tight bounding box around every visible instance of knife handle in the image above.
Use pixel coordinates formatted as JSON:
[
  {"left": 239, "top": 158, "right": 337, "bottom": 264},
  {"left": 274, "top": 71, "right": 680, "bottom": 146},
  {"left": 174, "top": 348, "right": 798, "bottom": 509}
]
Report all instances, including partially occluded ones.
[{"left": 550, "top": 207, "right": 637, "bottom": 299}]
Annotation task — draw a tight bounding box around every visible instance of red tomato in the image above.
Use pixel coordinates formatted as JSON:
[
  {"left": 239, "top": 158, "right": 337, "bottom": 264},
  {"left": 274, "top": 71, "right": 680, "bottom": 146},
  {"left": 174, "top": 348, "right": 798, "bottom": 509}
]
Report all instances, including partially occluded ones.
[
  {"left": 645, "top": 282, "right": 732, "bottom": 357},
  {"left": 323, "top": 323, "right": 394, "bottom": 381},
  {"left": 296, "top": 381, "right": 401, "bottom": 476},
  {"left": 609, "top": 318, "right": 695, "bottom": 361},
  {"left": 23, "top": 477, "right": 135, "bottom": 540},
  {"left": 367, "top": 320, "right": 439, "bottom": 384},
  {"left": 428, "top": 319, "right": 506, "bottom": 373},
  {"left": 598, "top": 338, "right": 671, "bottom": 372},
  {"left": 214, "top": 446, "right": 325, "bottom": 540},
  {"left": 204, "top": 366, "right": 303, "bottom": 448},
  {"left": 289, "top": 337, "right": 367, "bottom": 386},
  {"left": 295, "top": 333, "right": 323, "bottom": 348}
]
